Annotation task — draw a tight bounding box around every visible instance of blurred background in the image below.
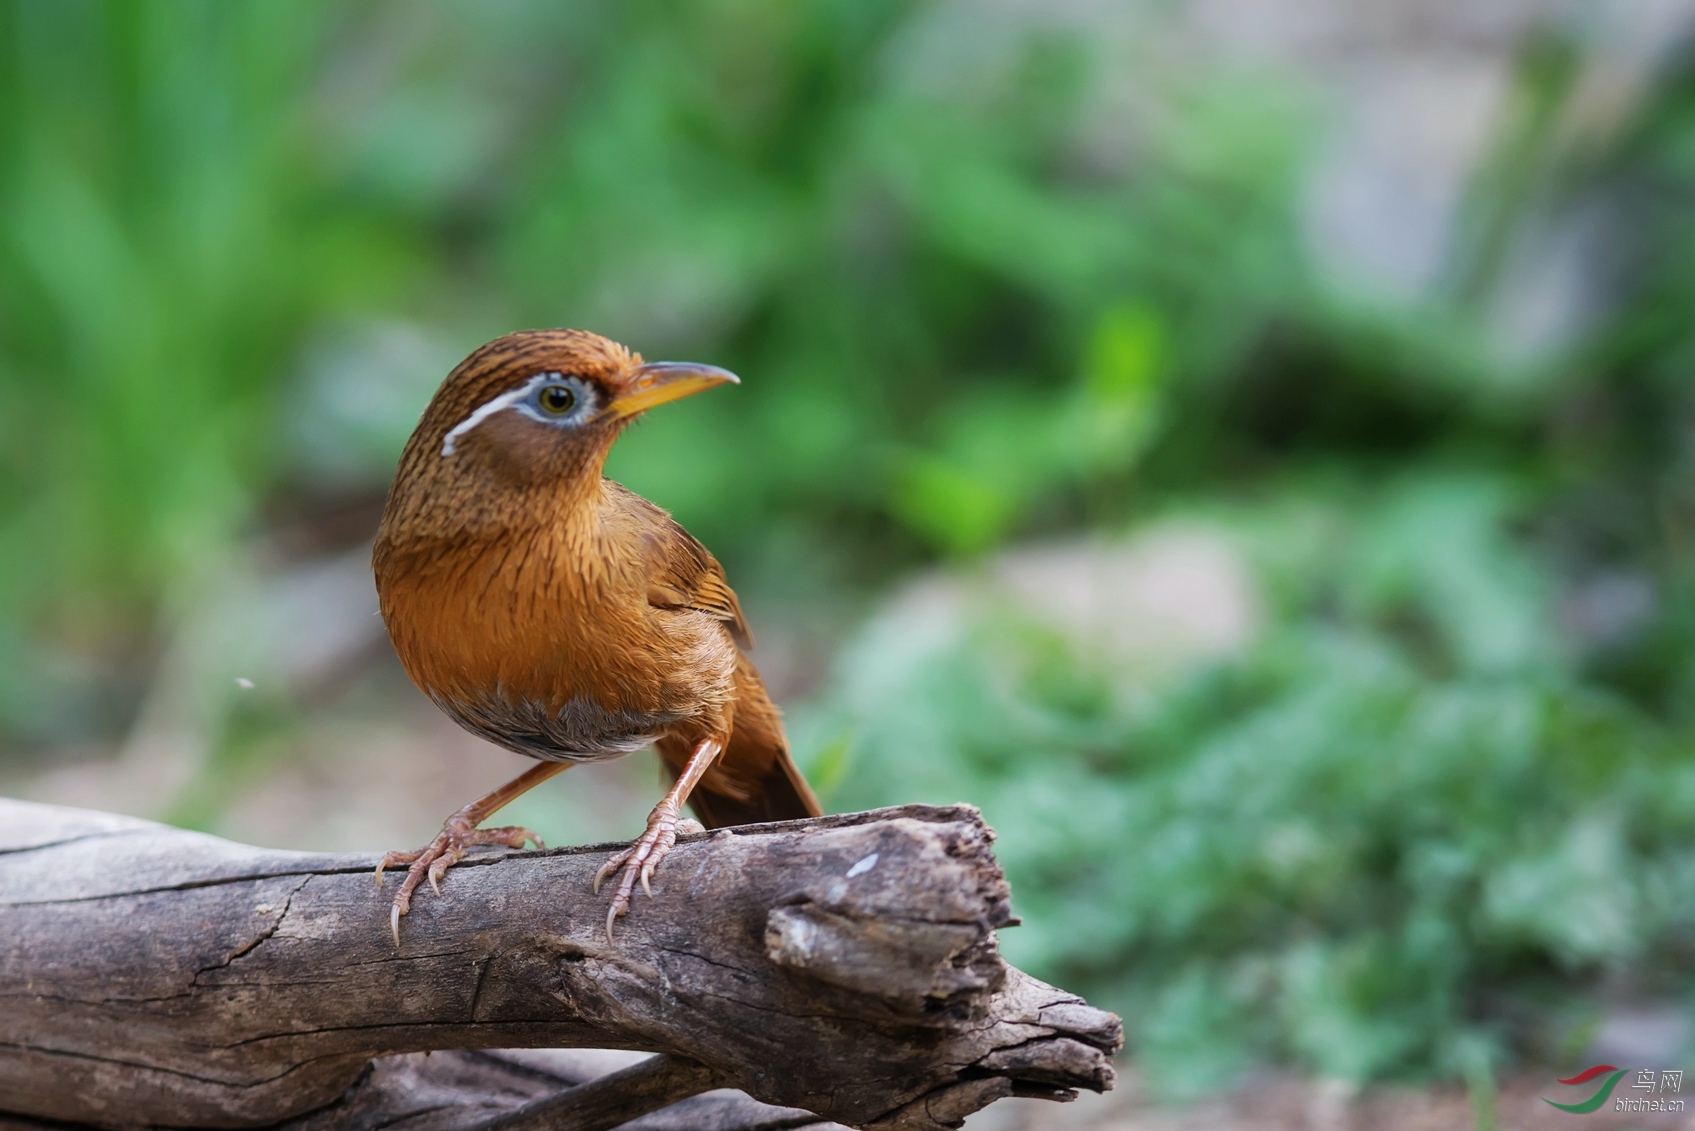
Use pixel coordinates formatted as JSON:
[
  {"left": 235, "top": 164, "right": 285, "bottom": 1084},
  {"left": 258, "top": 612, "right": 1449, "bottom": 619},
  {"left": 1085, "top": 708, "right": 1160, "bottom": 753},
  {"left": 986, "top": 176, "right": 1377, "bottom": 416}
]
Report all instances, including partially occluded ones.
[{"left": 3, "top": 0, "right": 1695, "bottom": 1125}]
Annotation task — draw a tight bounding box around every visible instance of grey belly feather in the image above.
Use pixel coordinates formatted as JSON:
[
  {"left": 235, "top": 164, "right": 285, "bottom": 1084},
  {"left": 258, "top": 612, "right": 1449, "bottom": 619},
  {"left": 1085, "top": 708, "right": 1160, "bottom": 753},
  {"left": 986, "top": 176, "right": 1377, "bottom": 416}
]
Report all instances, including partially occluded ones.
[{"left": 430, "top": 688, "right": 686, "bottom": 763}]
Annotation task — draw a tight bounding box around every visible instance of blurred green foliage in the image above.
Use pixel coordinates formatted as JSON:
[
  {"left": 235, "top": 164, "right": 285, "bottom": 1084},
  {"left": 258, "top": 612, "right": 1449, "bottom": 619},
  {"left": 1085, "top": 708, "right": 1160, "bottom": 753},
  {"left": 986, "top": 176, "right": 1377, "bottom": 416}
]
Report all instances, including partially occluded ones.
[
  {"left": 1, "top": 0, "right": 1693, "bottom": 1094},
  {"left": 811, "top": 475, "right": 1695, "bottom": 1091}
]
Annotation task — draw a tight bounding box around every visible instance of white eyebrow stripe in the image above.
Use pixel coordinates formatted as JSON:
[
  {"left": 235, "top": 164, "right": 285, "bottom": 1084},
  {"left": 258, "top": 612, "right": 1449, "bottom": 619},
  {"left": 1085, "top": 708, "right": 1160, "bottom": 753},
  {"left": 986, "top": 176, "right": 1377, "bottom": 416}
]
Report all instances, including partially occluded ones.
[{"left": 441, "top": 375, "right": 552, "bottom": 456}]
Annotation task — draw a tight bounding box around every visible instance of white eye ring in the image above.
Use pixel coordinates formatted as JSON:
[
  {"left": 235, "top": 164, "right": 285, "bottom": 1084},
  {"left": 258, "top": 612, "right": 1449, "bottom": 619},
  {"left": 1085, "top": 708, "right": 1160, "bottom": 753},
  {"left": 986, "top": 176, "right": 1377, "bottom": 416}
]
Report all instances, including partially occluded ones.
[
  {"left": 441, "top": 372, "right": 597, "bottom": 456},
  {"left": 520, "top": 373, "right": 595, "bottom": 424}
]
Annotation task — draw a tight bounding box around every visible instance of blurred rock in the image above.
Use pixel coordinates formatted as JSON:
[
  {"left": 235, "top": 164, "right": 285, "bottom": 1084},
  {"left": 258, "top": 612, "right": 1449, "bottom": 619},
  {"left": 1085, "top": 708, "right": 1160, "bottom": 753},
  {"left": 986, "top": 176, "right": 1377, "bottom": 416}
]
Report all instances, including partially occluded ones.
[
  {"left": 868, "top": 522, "right": 1261, "bottom": 687},
  {"left": 991, "top": 525, "right": 1262, "bottom": 672},
  {"left": 1184, "top": 0, "right": 1695, "bottom": 352},
  {"left": 1560, "top": 570, "right": 1656, "bottom": 651},
  {"left": 288, "top": 320, "right": 463, "bottom": 490},
  {"left": 1585, "top": 1005, "right": 1693, "bottom": 1071}
]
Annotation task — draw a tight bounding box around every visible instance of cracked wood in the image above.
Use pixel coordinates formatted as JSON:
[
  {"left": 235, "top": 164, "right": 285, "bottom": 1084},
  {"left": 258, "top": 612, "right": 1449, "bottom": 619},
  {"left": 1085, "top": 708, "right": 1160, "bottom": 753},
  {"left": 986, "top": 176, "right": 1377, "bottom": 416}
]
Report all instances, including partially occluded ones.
[{"left": 0, "top": 798, "right": 1121, "bottom": 1131}]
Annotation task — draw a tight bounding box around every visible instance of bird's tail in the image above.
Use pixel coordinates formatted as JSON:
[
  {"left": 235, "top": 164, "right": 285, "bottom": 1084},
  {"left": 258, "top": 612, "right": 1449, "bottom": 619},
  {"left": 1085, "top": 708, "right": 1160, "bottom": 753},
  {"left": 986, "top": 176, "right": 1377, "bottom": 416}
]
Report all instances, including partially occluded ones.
[{"left": 657, "top": 656, "right": 822, "bottom": 828}]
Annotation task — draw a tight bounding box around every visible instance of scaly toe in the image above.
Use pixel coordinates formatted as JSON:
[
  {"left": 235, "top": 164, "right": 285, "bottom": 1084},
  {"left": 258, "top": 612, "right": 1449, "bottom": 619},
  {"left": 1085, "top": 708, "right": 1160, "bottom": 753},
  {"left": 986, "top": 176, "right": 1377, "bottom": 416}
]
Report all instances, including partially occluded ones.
[
  {"left": 604, "top": 855, "right": 645, "bottom": 941},
  {"left": 480, "top": 824, "right": 544, "bottom": 850},
  {"left": 636, "top": 829, "right": 678, "bottom": 898}
]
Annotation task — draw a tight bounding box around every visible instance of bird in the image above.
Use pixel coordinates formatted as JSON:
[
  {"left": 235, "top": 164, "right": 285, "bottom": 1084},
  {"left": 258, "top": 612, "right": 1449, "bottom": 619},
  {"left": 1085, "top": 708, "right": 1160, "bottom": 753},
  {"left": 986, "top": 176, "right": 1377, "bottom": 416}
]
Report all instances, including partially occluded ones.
[{"left": 371, "top": 328, "right": 821, "bottom": 943}]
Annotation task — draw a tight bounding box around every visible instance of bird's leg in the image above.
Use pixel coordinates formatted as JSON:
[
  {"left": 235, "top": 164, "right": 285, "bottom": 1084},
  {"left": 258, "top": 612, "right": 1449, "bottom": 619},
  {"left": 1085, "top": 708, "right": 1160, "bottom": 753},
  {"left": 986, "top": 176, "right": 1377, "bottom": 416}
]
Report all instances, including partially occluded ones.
[
  {"left": 594, "top": 736, "right": 721, "bottom": 940},
  {"left": 376, "top": 760, "right": 569, "bottom": 944}
]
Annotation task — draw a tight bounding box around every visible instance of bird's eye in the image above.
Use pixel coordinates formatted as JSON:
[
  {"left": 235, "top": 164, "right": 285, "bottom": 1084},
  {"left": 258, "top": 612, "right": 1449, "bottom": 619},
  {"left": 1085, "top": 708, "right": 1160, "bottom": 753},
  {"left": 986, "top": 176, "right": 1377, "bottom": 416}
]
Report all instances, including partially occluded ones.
[{"left": 537, "top": 383, "right": 577, "bottom": 416}]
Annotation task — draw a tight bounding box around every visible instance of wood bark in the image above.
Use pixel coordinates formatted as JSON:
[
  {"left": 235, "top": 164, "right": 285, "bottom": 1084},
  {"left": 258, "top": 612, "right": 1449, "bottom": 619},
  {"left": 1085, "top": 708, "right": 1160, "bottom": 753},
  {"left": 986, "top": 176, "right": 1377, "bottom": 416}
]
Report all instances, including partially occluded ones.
[{"left": 0, "top": 798, "right": 1120, "bottom": 1131}]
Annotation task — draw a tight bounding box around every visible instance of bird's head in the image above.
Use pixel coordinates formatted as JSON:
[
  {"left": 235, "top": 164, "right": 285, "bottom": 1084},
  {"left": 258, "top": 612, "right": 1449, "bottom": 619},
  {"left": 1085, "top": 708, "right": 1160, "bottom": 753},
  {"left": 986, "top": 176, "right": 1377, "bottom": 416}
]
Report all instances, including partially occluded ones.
[
  {"left": 378, "top": 329, "right": 736, "bottom": 545},
  {"left": 400, "top": 328, "right": 736, "bottom": 490}
]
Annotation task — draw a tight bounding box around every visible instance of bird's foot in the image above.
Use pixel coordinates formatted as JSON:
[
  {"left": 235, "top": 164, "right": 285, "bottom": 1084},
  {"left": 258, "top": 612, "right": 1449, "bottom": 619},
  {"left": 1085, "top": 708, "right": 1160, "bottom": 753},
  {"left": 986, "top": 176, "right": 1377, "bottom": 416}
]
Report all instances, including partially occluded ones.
[
  {"left": 375, "top": 816, "right": 543, "bottom": 945},
  {"left": 593, "top": 808, "right": 705, "bottom": 940}
]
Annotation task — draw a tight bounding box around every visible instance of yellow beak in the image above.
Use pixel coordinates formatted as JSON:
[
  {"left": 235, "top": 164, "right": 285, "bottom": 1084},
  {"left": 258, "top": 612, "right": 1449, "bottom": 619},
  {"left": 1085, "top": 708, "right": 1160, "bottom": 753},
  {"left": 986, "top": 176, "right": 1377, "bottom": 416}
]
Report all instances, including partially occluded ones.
[{"left": 605, "top": 361, "right": 740, "bottom": 420}]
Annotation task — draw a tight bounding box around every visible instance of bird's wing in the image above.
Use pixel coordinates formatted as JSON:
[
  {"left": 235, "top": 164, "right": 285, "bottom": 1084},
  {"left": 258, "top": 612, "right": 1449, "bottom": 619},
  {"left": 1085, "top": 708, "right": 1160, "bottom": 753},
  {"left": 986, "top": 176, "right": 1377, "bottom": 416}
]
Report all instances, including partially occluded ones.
[{"left": 609, "top": 481, "right": 753, "bottom": 650}]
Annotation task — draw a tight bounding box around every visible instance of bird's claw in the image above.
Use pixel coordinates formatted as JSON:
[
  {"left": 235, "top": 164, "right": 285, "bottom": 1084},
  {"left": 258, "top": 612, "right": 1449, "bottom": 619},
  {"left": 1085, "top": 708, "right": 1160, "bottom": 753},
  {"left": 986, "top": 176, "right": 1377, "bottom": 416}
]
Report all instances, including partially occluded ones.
[
  {"left": 426, "top": 846, "right": 467, "bottom": 897},
  {"left": 591, "top": 849, "right": 621, "bottom": 895},
  {"left": 376, "top": 820, "right": 543, "bottom": 945},
  {"left": 598, "top": 804, "right": 685, "bottom": 941}
]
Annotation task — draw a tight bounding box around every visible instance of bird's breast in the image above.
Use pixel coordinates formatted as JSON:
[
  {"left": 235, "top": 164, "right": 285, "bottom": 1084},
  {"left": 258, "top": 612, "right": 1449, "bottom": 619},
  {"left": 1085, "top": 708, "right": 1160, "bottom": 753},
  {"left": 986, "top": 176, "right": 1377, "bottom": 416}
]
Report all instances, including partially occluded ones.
[{"left": 377, "top": 528, "right": 736, "bottom": 760}]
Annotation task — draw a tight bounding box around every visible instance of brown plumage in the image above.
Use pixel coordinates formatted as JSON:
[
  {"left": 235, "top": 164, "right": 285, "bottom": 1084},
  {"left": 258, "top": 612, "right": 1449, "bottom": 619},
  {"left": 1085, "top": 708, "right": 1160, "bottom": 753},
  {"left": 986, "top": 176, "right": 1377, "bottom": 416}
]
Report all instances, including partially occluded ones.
[{"left": 372, "top": 328, "right": 820, "bottom": 941}]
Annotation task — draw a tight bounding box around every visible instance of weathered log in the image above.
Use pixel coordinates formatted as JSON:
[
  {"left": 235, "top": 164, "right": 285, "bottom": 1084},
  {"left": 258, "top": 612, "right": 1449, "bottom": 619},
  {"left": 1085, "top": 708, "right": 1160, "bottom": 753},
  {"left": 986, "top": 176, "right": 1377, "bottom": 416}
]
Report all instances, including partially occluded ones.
[
  {"left": 0, "top": 1048, "right": 834, "bottom": 1131},
  {"left": 0, "top": 798, "right": 1120, "bottom": 1130}
]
